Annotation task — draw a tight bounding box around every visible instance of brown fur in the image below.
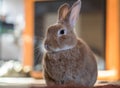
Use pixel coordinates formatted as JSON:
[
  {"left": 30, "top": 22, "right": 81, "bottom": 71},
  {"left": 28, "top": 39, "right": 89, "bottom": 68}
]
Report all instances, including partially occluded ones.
[
  {"left": 43, "top": 0, "right": 97, "bottom": 87},
  {"left": 43, "top": 40, "right": 97, "bottom": 86}
]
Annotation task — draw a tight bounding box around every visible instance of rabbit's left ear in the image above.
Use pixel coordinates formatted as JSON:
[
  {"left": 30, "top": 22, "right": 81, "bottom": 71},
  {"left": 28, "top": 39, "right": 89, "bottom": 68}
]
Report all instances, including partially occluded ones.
[
  {"left": 58, "top": 3, "right": 70, "bottom": 22},
  {"left": 67, "top": 0, "right": 81, "bottom": 27}
]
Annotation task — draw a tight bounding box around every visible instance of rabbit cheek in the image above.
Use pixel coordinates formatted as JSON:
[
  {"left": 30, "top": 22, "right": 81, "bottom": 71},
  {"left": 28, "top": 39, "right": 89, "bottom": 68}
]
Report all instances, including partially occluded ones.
[
  {"left": 60, "top": 35, "right": 76, "bottom": 46},
  {"left": 58, "top": 36, "right": 67, "bottom": 47},
  {"left": 57, "top": 36, "right": 72, "bottom": 51}
]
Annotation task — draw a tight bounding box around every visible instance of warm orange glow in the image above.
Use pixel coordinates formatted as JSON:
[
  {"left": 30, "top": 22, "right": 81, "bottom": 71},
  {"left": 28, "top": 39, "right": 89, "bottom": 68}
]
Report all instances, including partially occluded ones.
[
  {"left": 98, "top": 70, "right": 117, "bottom": 81},
  {"left": 106, "top": 0, "right": 120, "bottom": 80},
  {"left": 31, "top": 71, "right": 43, "bottom": 79},
  {"left": 23, "top": 0, "right": 34, "bottom": 66},
  {"left": 98, "top": 0, "right": 120, "bottom": 80}
]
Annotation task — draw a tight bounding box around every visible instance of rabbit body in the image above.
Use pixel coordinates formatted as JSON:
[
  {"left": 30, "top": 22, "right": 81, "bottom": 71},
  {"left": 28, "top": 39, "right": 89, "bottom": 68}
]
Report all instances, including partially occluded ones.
[
  {"left": 43, "top": 0, "right": 97, "bottom": 86},
  {"left": 43, "top": 39, "right": 97, "bottom": 86}
]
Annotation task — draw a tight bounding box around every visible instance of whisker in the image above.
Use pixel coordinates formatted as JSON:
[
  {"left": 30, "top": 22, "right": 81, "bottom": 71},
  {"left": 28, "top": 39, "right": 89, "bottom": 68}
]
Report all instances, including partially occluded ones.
[
  {"left": 34, "top": 47, "right": 44, "bottom": 64},
  {"left": 33, "top": 36, "right": 45, "bottom": 65},
  {"left": 34, "top": 51, "right": 41, "bottom": 64}
]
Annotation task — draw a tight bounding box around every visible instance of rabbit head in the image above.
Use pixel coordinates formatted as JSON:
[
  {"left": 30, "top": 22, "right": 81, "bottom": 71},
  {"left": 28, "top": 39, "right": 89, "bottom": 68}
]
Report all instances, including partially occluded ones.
[{"left": 44, "top": 0, "right": 81, "bottom": 53}]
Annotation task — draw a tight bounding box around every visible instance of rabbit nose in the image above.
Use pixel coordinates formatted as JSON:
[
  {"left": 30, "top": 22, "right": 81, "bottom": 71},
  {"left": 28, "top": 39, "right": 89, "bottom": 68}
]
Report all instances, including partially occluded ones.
[
  {"left": 45, "top": 44, "right": 48, "bottom": 50},
  {"left": 45, "top": 44, "right": 50, "bottom": 51}
]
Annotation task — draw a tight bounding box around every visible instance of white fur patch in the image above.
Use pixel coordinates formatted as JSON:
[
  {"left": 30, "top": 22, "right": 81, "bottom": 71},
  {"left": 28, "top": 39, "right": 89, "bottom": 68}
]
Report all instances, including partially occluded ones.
[{"left": 55, "top": 45, "right": 74, "bottom": 52}]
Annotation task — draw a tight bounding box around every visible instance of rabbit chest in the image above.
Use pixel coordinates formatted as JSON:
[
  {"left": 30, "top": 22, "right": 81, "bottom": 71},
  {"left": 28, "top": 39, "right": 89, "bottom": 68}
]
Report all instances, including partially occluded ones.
[{"left": 44, "top": 47, "right": 86, "bottom": 82}]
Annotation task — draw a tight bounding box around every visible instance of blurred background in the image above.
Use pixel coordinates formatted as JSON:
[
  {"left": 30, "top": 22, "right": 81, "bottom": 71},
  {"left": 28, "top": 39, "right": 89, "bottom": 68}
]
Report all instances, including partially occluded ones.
[
  {"left": 0, "top": 0, "right": 105, "bottom": 77},
  {"left": 0, "top": 0, "right": 25, "bottom": 77},
  {"left": 0, "top": 0, "right": 119, "bottom": 87}
]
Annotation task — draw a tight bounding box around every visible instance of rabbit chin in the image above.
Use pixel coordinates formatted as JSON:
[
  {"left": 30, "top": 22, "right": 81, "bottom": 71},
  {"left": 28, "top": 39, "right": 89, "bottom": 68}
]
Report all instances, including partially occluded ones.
[{"left": 54, "top": 45, "right": 75, "bottom": 52}]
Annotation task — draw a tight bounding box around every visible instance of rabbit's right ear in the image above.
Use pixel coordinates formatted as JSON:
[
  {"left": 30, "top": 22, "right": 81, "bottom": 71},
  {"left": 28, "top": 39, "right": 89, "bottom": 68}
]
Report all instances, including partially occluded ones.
[
  {"left": 58, "top": 3, "right": 70, "bottom": 22},
  {"left": 66, "top": 0, "right": 81, "bottom": 27}
]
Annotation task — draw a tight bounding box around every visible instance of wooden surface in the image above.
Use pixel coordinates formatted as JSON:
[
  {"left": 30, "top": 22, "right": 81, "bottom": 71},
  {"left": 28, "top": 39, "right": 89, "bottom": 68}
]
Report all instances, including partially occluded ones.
[
  {"left": 0, "top": 78, "right": 120, "bottom": 88},
  {"left": 31, "top": 85, "right": 120, "bottom": 88}
]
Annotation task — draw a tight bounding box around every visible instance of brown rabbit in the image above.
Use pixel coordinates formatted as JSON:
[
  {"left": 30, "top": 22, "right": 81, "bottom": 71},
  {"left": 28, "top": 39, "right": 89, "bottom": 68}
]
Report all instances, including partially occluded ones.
[{"left": 43, "top": 0, "right": 97, "bottom": 86}]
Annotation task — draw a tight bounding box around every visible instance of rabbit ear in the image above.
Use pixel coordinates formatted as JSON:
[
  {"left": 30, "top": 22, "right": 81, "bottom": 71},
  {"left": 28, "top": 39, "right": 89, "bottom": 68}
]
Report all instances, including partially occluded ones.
[
  {"left": 67, "top": 0, "right": 81, "bottom": 27},
  {"left": 58, "top": 3, "right": 70, "bottom": 22}
]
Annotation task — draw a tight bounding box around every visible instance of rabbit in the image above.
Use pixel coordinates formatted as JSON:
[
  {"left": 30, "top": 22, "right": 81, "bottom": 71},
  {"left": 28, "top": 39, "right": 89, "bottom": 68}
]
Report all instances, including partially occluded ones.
[{"left": 42, "top": 0, "right": 97, "bottom": 87}]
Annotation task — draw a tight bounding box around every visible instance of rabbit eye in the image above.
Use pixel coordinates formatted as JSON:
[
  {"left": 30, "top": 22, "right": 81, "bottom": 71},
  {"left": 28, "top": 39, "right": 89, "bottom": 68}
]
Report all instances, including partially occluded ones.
[
  {"left": 60, "top": 29, "right": 65, "bottom": 34},
  {"left": 58, "top": 29, "right": 67, "bottom": 36}
]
